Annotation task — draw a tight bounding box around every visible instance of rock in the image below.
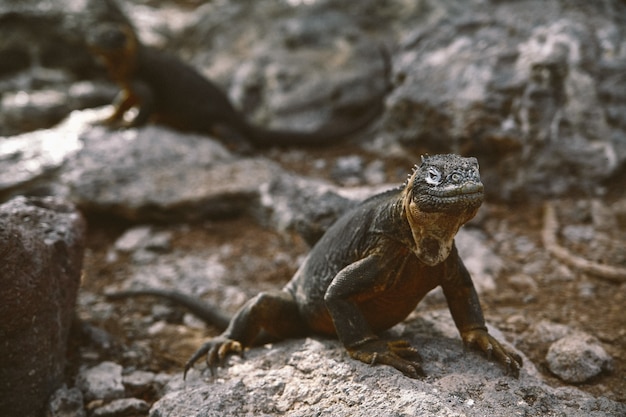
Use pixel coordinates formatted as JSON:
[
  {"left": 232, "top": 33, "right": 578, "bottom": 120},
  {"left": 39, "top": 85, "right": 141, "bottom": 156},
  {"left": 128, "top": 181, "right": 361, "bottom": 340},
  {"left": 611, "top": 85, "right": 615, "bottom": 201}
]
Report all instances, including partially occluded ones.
[
  {"left": 331, "top": 155, "right": 365, "bottom": 186},
  {"left": 362, "top": 159, "right": 387, "bottom": 185},
  {"left": 91, "top": 398, "right": 150, "bottom": 417},
  {"left": 0, "top": 0, "right": 124, "bottom": 134},
  {"left": 76, "top": 361, "right": 125, "bottom": 402},
  {"left": 523, "top": 319, "right": 572, "bottom": 345},
  {"left": 184, "top": 10, "right": 388, "bottom": 135},
  {"left": 62, "top": 121, "right": 283, "bottom": 222},
  {"left": 546, "top": 332, "right": 613, "bottom": 383},
  {"left": 0, "top": 108, "right": 89, "bottom": 199},
  {"left": 256, "top": 174, "right": 357, "bottom": 246},
  {"left": 114, "top": 250, "right": 229, "bottom": 296},
  {"left": 150, "top": 311, "right": 624, "bottom": 417},
  {"left": 0, "top": 196, "right": 86, "bottom": 417},
  {"left": 1, "top": 83, "right": 115, "bottom": 136},
  {"left": 382, "top": 1, "right": 626, "bottom": 199},
  {"left": 122, "top": 370, "right": 157, "bottom": 398},
  {"left": 1, "top": 88, "right": 71, "bottom": 133},
  {"left": 114, "top": 226, "right": 172, "bottom": 254},
  {"left": 454, "top": 228, "right": 500, "bottom": 293},
  {"left": 507, "top": 273, "right": 539, "bottom": 293},
  {"left": 47, "top": 385, "right": 86, "bottom": 417},
  {"left": 0, "top": 79, "right": 115, "bottom": 136}
]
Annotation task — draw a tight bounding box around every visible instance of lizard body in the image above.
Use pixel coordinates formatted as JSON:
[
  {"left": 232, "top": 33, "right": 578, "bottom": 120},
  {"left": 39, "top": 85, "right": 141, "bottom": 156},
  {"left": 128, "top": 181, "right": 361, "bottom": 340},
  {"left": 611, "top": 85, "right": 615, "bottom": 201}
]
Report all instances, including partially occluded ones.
[
  {"left": 86, "top": 23, "right": 389, "bottom": 148},
  {"left": 110, "top": 154, "right": 522, "bottom": 378}
]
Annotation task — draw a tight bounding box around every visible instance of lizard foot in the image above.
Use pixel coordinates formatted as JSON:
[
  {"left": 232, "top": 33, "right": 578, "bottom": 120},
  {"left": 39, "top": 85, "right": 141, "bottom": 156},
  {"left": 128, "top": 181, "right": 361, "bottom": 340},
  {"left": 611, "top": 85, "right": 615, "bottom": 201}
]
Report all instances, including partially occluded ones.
[
  {"left": 462, "top": 329, "right": 523, "bottom": 378},
  {"left": 348, "top": 339, "right": 424, "bottom": 378},
  {"left": 184, "top": 336, "right": 242, "bottom": 379}
]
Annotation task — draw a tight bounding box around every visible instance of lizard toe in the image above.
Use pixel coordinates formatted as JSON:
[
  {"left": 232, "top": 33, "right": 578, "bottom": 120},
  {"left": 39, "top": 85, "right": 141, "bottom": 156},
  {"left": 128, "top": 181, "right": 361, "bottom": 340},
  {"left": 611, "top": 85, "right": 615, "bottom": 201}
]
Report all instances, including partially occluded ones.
[{"left": 184, "top": 336, "right": 243, "bottom": 378}]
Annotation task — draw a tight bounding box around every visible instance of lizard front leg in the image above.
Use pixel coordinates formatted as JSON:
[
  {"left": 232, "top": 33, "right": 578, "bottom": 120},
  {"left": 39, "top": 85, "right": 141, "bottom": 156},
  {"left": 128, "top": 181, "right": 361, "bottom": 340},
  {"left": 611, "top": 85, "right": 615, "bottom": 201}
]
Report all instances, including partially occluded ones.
[
  {"left": 103, "top": 88, "right": 136, "bottom": 125},
  {"left": 324, "top": 255, "right": 424, "bottom": 378},
  {"left": 442, "top": 248, "right": 523, "bottom": 377}
]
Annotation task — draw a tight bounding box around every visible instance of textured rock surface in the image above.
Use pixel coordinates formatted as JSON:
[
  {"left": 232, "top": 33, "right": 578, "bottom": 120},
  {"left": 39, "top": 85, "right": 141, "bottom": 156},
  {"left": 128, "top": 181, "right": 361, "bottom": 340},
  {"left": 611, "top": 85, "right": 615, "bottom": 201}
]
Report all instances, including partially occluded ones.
[
  {"left": 1, "top": 0, "right": 625, "bottom": 210},
  {"left": 0, "top": 196, "right": 86, "bottom": 417},
  {"left": 0, "top": 109, "right": 86, "bottom": 199},
  {"left": 75, "top": 361, "right": 125, "bottom": 402},
  {"left": 59, "top": 116, "right": 284, "bottom": 222},
  {"left": 381, "top": 1, "right": 626, "bottom": 199},
  {"left": 150, "top": 312, "right": 624, "bottom": 417},
  {"left": 255, "top": 173, "right": 358, "bottom": 245},
  {"left": 47, "top": 385, "right": 86, "bottom": 417},
  {"left": 91, "top": 398, "right": 150, "bottom": 417}
]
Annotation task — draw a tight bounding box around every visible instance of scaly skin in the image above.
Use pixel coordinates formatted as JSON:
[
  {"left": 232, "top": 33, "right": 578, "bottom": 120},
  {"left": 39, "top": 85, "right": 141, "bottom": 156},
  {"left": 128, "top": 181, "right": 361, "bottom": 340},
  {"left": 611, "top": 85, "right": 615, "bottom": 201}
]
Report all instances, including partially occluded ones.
[
  {"left": 111, "top": 154, "right": 522, "bottom": 379},
  {"left": 86, "top": 23, "right": 390, "bottom": 149}
]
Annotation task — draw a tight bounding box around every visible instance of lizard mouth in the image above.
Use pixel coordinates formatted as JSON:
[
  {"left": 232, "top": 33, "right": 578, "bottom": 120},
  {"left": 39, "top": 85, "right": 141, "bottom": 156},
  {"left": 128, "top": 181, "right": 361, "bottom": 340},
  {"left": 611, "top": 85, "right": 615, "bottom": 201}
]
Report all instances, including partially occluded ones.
[
  {"left": 428, "top": 182, "right": 484, "bottom": 198},
  {"left": 417, "top": 182, "right": 484, "bottom": 212}
]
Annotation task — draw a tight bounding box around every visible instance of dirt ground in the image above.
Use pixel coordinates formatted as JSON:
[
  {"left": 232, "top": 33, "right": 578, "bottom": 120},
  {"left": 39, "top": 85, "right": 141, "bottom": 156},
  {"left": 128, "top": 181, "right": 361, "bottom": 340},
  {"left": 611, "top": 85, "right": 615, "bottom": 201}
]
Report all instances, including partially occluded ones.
[{"left": 73, "top": 144, "right": 626, "bottom": 405}]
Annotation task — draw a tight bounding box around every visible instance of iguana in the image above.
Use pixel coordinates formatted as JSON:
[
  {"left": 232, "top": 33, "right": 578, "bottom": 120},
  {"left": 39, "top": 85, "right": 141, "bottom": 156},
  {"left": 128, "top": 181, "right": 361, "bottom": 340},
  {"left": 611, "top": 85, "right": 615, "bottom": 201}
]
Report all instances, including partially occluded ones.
[
  {"left": 86, "top": 22, "right": 390, "bottom": 148},
  {"left": 108, "top": 154, "right": 523, "bottom": 378}
]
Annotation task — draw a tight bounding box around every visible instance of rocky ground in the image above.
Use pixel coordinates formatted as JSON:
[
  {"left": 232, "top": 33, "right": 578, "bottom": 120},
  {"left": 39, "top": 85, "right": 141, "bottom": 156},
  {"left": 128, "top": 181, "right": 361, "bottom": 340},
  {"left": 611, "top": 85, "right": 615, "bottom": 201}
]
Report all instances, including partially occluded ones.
[{"left": 1, "top": 0, "right": 625, "bottom": 416}]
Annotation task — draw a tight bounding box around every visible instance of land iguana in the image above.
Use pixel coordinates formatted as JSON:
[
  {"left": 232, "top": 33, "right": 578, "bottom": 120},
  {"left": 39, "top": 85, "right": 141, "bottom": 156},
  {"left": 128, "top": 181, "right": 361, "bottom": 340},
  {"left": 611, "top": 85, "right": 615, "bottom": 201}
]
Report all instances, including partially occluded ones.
[
  {"left": 86, "top": 22, "right": 390, "bottom": 148},
  {"left": 108, "top": 154, "right": 523, "bottom": 378}
]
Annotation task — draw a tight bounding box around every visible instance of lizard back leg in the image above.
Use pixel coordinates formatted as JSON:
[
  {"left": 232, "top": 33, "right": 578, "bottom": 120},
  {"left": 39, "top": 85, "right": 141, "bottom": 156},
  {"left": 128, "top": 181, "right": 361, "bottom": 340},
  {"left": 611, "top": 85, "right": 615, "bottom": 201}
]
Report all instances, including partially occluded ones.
[{"left": 185, "top": 289, "right": 306, "bottom": 376}]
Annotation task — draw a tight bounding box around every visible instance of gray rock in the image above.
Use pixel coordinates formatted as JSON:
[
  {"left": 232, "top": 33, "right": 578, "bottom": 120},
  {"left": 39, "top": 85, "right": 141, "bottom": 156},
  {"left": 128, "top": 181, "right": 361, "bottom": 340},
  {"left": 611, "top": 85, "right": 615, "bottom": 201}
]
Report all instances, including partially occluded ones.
[
  {"left": 2, "top": 0, "right": 626, "bottom": 205},
  {"left": 382, "top": 1, "right": 626, "bottom": 199},
  {"left": 0, "top": 108, "right": 86, "bottom": 198},
  {"left": 114, "top": 226, "right": 154, "bottom": 253},
  {"left": 0, "top": 196, "right": 85, "bottom": 417},
  {"left": 122, "top": 370, "right": 157, "bottom": 397},
  {"left": 114, "top": 226, "right": 172, "bottom": 254},
  {"left": 150, "top": 311, "right": 624, "bottom": 417},
  {"left": 91, "top": 398, "right": 150, "bottom": 417},
  {"left": 62, "top": 121, "right": 283, "bottom": 222},
  {"left": 1, "top": 88, "right": 70, "bottom": 133},
  {"left": 47, "top": 385, "right": 86, "bottom": 417},
  {"left": 362, "top": 159, "right": 387, "bottom": 185},
  {"left": 256, "top": 174, "right": 357, "bottom": 246},
  {"left": 546, "top": 332, "right": 614, "bottom": 383},
  {"left": 454, "top": 228, "right": 500, "bottom": 293},
  {"left": 523, "top": 319, "right": 572, "bottom": 345},
  {"left": 76, "top": 361, "right": 125, "bottom": 402},
  {"left": 66, "top": 80, "right": 120, "bottom": 111},
  {"left": 0, "top": 0, "right": 121, "bottom": 132},
  {"left": 331, "top": 155, "right": 365, "bottom": 186},
  {"left": 113, "top": 251, "right": 229, "bottom": 298}
]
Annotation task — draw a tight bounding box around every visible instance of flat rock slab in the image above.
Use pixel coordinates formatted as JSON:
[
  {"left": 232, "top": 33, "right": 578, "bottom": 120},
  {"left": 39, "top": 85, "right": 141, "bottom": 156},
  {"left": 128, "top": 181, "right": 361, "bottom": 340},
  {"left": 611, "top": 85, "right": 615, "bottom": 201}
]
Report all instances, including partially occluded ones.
[
  {"left": 151, "top": 311, "right": 624, "bottom": 417},
  {"left": 0, "top": 110, "right": 85, "bottom": 196},
  {"left": 61, "top": 115, "right": 284, "bottom": 221}
]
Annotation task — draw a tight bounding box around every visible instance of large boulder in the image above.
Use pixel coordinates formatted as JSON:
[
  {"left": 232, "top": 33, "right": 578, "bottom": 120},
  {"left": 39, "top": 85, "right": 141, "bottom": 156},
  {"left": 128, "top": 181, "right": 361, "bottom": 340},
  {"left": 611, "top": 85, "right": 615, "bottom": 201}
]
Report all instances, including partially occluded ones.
[
  {"left": 0, "top": 196, "right": 86, "bottom": 417},
  {"left": 382, "top": 1, "right": 626, "bottom": 199}
]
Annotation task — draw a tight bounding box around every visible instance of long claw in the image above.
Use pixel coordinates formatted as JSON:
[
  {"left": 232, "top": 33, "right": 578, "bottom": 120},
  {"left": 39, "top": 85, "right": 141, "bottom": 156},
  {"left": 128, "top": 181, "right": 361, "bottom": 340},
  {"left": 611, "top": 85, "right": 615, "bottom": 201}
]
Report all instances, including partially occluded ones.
[
  {"left": 462, "top": 329, "right": 522, "bottom": 378},
  {"left": 183, "top": 337, "right": 243, "bottom": 379},
  {"left": 348, "top": 338, "right": 425, "bottom": 378}
]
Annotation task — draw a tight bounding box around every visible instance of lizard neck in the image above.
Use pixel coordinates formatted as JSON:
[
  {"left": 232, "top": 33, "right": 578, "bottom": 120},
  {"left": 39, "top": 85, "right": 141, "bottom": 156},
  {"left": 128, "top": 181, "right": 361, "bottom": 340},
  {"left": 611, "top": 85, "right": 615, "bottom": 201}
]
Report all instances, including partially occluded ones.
[{"left": 401, "top": 189, "right": 476, "bottom": 266}]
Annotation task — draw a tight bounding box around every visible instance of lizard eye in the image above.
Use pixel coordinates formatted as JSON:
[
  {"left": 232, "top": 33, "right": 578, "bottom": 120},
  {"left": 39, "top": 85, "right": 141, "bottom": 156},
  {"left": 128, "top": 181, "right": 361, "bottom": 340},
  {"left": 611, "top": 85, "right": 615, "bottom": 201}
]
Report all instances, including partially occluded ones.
[{"left": 425, "top": 167, "right": 442, "bottom": 185}]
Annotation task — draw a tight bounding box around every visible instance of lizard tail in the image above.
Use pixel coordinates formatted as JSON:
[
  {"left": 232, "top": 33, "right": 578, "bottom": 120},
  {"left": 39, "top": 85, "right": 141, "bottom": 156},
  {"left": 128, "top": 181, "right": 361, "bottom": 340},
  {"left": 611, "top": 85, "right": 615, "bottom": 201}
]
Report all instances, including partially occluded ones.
[{"left": 106, "top": 288, "right": 232, "bottom": 330}]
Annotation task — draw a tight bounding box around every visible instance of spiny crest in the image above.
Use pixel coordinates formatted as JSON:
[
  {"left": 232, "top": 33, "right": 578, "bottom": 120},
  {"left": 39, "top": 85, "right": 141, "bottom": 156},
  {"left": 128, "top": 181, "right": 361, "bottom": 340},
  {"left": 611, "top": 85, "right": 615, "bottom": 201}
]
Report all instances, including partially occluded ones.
[
  {"left": 402, "top": 156, "right": 428, "bottom": 188},
  {"left": 402, "top": 163, "right": 420, "bottom": 188}
]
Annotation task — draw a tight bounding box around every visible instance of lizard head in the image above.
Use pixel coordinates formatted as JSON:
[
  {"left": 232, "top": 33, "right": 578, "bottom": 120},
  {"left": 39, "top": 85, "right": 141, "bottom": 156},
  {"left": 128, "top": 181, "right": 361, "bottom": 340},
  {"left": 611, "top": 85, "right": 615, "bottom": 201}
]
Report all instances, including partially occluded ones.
[
  {"left": 402, "top": 154, "right": 484, "bottom": 265},
  {"left": 86, "top": 23, "right": 138, "bottom": 83}
]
